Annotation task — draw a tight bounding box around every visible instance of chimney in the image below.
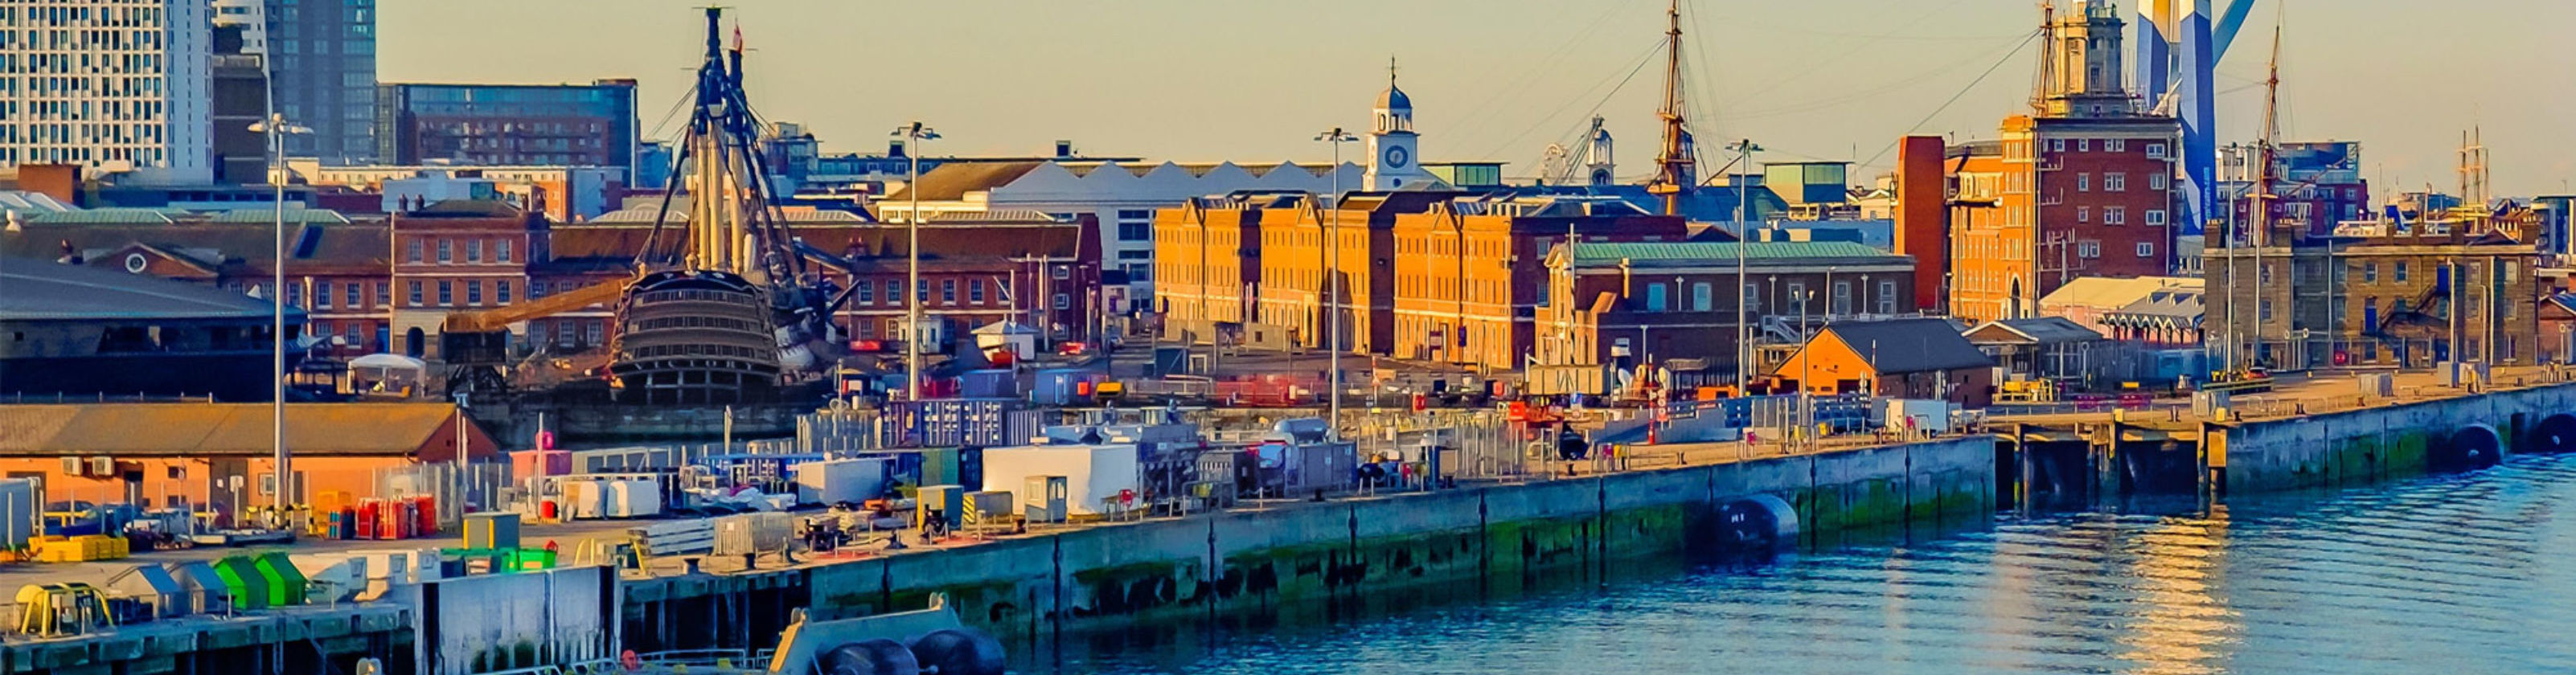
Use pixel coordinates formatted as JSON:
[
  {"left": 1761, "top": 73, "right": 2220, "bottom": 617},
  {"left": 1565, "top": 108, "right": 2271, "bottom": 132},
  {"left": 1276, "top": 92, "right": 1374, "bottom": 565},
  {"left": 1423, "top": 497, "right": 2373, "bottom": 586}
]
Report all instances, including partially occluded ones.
[
  {"left": 888, "top": 139, "right": 908, "bottom": 158},
  {"left": 1893, "top": 135, "right": 1948, "bottom": 312},
  {"left": 1055, "top": 140, "right": 1074, "bottom": 158}
]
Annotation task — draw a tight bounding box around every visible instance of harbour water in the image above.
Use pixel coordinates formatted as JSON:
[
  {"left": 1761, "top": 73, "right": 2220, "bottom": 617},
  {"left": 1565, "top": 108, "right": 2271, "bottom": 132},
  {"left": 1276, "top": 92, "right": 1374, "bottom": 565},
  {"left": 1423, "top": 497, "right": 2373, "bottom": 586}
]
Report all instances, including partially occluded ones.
[{"left": 1039, "top": 454, "right": 2576, "bottom": 674}]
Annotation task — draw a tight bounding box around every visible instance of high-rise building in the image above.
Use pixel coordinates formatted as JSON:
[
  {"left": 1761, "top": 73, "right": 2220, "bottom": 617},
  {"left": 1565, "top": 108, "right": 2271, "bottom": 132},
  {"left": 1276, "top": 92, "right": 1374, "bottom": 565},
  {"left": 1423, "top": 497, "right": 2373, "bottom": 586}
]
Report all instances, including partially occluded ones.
[
  {"left": 1, "top": 0, "right": 214, "bottom": 184},
  {"left": 374, "top": 80, "right": 641, "bottom": 178},
  {"left": 249, "top": 0, "right": 375, "bottom": 163}
]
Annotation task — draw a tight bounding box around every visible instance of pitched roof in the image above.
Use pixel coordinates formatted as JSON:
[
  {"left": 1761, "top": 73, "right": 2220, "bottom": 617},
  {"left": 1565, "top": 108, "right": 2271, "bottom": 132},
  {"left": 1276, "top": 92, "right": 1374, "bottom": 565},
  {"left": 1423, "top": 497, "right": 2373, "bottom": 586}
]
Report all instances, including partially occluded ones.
[
  {"left": 2, "top": 221, "right": 392, "bottom": 273},
  {"left": 0, "top": 256, "right": 287, "bottom": 321},
  {"left": 1818, "top": 317, "right": 1994, "bottom": 374},
  {"left": 0, "top": 403, "right": 481, "bottom": 458},
  {"left": 1963, "top": 317, "right": 2103, "bottom": 346},
  {"left": 1567, "top": 241, "right": 1897, "bottom": 265},
  {"left": 884, "top": 161, "right": 1047, "bottom": 201},
  {"left": 2039, "top": 276, "right": 2201, "bottom": 310}
]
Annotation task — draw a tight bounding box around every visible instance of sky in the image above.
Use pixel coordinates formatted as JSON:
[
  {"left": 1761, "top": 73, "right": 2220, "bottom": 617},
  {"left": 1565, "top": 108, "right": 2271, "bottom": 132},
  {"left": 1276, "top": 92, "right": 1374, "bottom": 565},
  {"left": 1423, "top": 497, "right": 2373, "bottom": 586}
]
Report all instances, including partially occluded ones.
[{"left": 381, "top": 0, "right": 2576, "bottom": 196}]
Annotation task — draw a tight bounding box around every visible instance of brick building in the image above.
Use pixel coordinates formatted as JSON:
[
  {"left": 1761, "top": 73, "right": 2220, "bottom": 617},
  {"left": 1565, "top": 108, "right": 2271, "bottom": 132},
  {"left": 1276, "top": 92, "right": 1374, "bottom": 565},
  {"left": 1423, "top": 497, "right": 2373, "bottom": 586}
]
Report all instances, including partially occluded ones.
[
  {"left": 1539, "top": 242, "right": 1918, "bottom": 383},
  {"left": 387, "top": 201, "right": 543, "bottom": 358},
  {"left": 537, "top": 206, "right": 1100, "bottom": 354},
  {"left": 375, "top": 81, "right": 642, "bottom": 179},
  {"left": 1388, "top": 195, "right": 1689, "bottom": 368},
  {"left": 1155, "top": 191, "right": 1692, "bottom": 368},
  {"left": 1946, "top": 2, "right": 2180, "bottom": 325},
  {"left": 1, "top": 207, "right": 392, "bottom": 358}
]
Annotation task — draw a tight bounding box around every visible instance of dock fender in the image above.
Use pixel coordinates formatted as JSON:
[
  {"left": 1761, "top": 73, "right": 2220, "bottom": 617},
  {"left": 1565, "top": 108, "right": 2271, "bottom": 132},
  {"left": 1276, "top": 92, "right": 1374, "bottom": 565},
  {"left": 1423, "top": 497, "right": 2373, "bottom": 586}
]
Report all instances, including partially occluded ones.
[
  {"left": 1708, "top": 493, "right": 1799, "bottom": 550},
  {"left": 2434, "top": 423, "right": 2504, "bottom": 472},
  {"left": 2531, "top": 415, "right": 2576, "bottom": 454}
]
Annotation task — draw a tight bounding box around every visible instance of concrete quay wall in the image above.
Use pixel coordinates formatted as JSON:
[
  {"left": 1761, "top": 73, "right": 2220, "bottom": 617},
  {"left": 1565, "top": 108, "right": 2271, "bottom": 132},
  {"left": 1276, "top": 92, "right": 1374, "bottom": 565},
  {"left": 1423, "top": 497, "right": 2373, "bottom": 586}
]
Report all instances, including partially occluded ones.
[
  {"left": 0, "top": 605, "right": 411, "bottom": 675},
  {"left": 807, "top": 436, "right": 1996, "bottom": 633},
  {"left": 2221, "top": 382, "right": 2576, "bottom": 492}
]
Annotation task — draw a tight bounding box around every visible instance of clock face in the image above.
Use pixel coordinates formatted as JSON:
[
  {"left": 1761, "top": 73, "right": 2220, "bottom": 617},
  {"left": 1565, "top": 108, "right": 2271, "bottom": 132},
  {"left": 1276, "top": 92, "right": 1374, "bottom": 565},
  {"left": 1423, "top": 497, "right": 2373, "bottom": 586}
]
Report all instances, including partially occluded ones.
[{"left": 1384, "top": 145, "right": 1410, "bottom": 170}]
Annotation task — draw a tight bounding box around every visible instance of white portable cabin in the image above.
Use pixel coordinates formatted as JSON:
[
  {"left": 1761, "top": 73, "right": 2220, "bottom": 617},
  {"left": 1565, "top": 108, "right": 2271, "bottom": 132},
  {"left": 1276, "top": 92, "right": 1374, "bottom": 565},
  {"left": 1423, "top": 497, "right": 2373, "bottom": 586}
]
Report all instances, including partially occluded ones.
[{"left": 982, "top": 444, "right": 1141, "bottom": 516}]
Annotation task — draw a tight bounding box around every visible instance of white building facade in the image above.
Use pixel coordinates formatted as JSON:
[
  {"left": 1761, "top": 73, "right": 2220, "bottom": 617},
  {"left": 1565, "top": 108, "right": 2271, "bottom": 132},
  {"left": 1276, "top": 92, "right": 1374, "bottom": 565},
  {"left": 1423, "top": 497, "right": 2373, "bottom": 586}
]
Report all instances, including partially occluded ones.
[{"left": 1, "top": 0, "right": 212, "bottom": 184}]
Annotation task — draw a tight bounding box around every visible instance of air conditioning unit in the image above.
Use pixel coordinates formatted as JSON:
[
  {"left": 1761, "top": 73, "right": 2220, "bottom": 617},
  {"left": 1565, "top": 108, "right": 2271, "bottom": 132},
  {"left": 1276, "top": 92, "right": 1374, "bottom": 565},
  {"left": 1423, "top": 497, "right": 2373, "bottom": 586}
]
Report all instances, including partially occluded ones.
[
  {"left": 88, "top": 457, "right": 114, "bottom": 477},
  {"left": 60, "top": 457, "right": 84, "bottom": 477}
]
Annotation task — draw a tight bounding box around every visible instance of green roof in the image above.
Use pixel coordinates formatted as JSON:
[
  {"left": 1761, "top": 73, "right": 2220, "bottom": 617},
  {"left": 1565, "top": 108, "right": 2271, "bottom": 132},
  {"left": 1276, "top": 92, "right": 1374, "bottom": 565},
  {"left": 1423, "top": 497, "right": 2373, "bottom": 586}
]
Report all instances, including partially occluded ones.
[
  {"left": 209, "top": 207, "right": 351, "bottom": 224},
  {"left": 27, "top": 208, "right": 182, "bottom": 225},
  {"left": 1567, "top": 241, "right": 1895, "bottom": 264}
]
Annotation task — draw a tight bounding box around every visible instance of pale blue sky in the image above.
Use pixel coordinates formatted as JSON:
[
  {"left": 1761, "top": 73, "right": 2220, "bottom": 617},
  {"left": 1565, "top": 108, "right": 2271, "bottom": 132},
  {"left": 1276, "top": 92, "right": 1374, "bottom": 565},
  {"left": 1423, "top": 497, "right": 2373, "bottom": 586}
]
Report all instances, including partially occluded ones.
[{"left": 382, "top": 0, "right": 2574, "bottom": 195}]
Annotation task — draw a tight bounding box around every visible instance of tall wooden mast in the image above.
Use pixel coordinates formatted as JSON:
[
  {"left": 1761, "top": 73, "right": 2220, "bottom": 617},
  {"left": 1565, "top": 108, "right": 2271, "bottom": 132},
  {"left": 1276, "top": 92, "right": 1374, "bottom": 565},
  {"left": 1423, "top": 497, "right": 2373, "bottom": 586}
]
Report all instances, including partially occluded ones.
[{"left": 1646, "top": 0, "right": 1695, "bottom": 215}]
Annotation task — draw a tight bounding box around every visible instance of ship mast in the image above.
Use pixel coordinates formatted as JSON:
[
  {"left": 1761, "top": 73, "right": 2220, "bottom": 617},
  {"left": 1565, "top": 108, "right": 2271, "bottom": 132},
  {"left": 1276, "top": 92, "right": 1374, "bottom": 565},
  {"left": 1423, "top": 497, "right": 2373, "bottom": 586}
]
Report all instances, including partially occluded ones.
[
  {"left": 2248, "top": 23, "right": 2280, "bottom": 367},
  {"left": 1646, "top": 0, "right": 1695, "bottom": 215}
]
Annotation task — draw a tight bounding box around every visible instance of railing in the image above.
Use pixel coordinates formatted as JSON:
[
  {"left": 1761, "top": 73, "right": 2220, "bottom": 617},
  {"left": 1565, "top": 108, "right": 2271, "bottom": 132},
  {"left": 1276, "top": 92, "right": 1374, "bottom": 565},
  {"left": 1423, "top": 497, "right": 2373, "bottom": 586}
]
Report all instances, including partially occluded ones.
[{"left": 0, "top": 582, "right": 355, "bottom": 642}]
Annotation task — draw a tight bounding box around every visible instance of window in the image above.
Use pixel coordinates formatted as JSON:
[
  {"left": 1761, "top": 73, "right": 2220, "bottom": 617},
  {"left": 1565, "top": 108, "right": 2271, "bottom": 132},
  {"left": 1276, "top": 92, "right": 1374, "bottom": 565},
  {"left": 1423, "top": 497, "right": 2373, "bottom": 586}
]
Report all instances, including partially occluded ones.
[
  {"left": 466, "top": 281, "right": 482, "bottom": 305},
  {"left": 2106, "top": 173, "right": 2127, "bottom": 192},
  {"left": 1053, "top": 293, "right": 1071, "bottom": 310},
  {"left": 1644, "top": 283, "right": 1668, "bottom": 312},
  {"left": 1052, "top": 266, "right": 1070, "bottom": 280},
  {"left": 315, "top": 281, "right": 332, "bottom": 309},
  {"left": 498, "top": 239, "right": 513, "bottom": 263},
  {"left": 2078, "top": 138, "right": 2092, "bottom": 152},
  {"left": 970, "top": 279, "right": 986, "bottom": 304},
  {"left": 1832, "top": 281, "right": 1852, "bottom": 315},
  {"left": 1744, "top": 283, "right": 1761, "bottom": 312},
  {"left": 941, "top": 280, "right": 956, "bottom": 304},
  {"left": 585, "top": 321, "right": 603, "bottom": 346},
  {"left": 2261, "top": 264, "right": 2274, "bottom": 284},
  {"left": 1786, "top": 282, "right": 1807, "bottom": 310},
  {"left": 2363, "top": 263, "right": 2378, "bottom": 283},
  {"left": 408, "top": 280, "right": 423, "bottom": 306},
  {"left": 406, "top": 239, "right": 422, "bottom": 263},
  {"left": 497, "top": 280, "right": 512, "bottom": 305},
  {"left": 1877, "top": 280, "right": 1897, "bottom": 313},
  {"left": 2150, "top": 172, "right": 2169, "bottom": 190},
  {"left": 2260, "top": 299, "right": 2273, "bottom": 322},
  {"left": 2394, "top": 261, "right": 2410, "bottom": 282},
  {"left": 2105, "top": 207, "right": 2127, "bottom": 225},
  {"left": 2050, "top": 138, "right": 2065, "bottom": 153},
  {"left": 917, "top": 279, "right": 929, "bottom": 302},
  {"left": 466, "top": 239, "right": 482, "bottom": 264},
  {"left": 2137, "top": 242, "right": 2154, "bottom": 258},
  {"left": 2078, "top": 241, "right": 2102, "bottom": 259},
  {"left": 2077, "top": 174, "right": 2091, "bottom": 192},
  {"left": 1691, "top": 283, "right": 1712, "bottom": 312},
  {"left": 2146, "top": 143, "right": 2168, "bottom": 158},
  {"left": 437, "top": 239, "right": 451, "bottom": 263},
  {"left": 886, "top": 280, "right": 902, "bottom": 304},
  {"left": 2106, "top": 138, "right": 2126, "bottom": 152},
  {"left": 856, "top": 280, "right": 875, "bottom": 305},
  {"left": 1118, "top": 223, "right": 1150, "bottom": 241},
  {"left": 2146, "top": 210, "right": 2168, "bottom": 226},
  {"left": 2077, "top": 207, "right": 2090, "bottom": 223},
  {"left": 378, "top": 282, "right": 392, "bottom": 306},
  {"left": 437, "top": 280, "right": 453, "bottom": 305}
]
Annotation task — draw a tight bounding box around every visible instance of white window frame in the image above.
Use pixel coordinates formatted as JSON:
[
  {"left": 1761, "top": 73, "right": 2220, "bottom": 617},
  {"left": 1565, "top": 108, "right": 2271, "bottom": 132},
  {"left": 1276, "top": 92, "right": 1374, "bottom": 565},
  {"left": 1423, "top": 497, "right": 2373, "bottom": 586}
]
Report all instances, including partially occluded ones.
[{"left": 2136, "top": 242, "right": 2154, "bottom": 258}]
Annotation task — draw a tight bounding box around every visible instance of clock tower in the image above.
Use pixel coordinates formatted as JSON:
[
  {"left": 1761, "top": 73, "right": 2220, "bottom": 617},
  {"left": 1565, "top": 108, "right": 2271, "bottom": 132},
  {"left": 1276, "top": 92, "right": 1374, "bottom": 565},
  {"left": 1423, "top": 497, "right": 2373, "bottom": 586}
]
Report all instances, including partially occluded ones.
[{"left": 1365, "top": 59, "right": 1434, "bottom": 191}]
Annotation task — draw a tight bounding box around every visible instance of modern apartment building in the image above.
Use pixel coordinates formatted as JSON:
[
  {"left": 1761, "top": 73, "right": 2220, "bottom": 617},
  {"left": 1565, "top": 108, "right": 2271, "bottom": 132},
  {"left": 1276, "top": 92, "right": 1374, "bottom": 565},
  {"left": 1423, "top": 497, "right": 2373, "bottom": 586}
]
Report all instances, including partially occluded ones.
[{"left": 1, "top": 0, "right": 214, "bottom": 184}]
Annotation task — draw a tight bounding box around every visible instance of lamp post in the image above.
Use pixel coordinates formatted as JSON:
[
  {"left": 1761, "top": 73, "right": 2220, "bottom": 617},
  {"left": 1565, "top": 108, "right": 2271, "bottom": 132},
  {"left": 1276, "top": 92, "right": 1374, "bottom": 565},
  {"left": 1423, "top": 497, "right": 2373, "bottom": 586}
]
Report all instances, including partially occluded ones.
[
  {"left": 891, "top": 121, "right": 939, "bottom": 400},
  {"left": 1315, "top": 128, "right": 1356, "bottom": 440},
  {"left": 250, "top": 111, "right": 309, "bottom": 512},
  {"left": 1725, "top": 139, "right": 1761, "bottom": 393}
]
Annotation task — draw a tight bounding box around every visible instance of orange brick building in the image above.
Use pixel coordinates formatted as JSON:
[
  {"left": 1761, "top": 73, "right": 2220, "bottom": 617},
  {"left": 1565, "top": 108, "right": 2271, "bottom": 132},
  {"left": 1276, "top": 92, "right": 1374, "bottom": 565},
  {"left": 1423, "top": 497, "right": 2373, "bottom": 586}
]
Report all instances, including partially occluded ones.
[{"left": 0, "top": 403, "right": 497, "bottom": 513}]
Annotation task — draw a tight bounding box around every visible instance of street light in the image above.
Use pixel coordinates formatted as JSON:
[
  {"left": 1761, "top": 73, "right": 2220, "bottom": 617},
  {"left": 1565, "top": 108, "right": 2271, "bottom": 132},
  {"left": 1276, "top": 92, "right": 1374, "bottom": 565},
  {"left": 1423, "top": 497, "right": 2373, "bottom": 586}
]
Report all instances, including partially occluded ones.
[
  {"left": 250, "top": 112, "right": 309, "bottom": 513},
  {"left": 1725, "top": 139, "right": 1761, "bottom": 394},
  {"left": 891, "top": 121, "right": 940, "bottom": 401},
  {"left": 1315, "top": 128, "right": 1356, "bottom": 440}
]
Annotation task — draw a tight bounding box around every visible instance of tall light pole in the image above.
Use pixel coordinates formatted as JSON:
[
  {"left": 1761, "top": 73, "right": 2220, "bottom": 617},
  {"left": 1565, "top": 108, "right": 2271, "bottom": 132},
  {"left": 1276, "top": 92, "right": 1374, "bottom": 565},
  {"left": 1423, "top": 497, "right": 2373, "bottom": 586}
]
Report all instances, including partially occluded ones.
[
  {"left": 892, "top": 121, "right": 939, "bottom": 400},
  {"left": 1725, "top": 139, "right": 1761, "bottom": 393},
  {"left": 252, "top": 104, "right": 307, "bottom": 511},
  {"left": 1315, "top": 128, "right": 1356, "bottom": 439}
]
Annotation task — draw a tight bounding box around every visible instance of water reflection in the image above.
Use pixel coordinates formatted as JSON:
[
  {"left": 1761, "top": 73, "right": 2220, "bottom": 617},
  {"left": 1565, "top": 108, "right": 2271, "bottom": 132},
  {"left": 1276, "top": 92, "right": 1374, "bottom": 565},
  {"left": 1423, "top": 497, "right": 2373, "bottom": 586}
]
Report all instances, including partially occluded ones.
[{"left": 1031, "top": 454, "right": 2576, "bottom": 674}]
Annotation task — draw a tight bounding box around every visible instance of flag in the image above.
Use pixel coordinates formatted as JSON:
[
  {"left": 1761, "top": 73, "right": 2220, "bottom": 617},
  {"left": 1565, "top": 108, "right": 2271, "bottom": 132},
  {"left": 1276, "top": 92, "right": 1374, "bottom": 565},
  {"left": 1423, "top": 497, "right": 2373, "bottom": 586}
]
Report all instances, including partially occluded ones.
[{"left": 732, "top": 25, "right": 744, "bottom": 52}]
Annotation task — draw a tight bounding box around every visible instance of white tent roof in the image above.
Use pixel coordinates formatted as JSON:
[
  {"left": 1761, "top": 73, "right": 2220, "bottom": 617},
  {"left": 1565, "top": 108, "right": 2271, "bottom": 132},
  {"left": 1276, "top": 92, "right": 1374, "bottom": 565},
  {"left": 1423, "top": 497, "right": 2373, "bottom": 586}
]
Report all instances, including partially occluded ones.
[
  {"left": 348, "top": 354, "right": 428, "bottom": 370},
  {"left": 972, "top": 321, "right": 1038, "bottom": 336}
]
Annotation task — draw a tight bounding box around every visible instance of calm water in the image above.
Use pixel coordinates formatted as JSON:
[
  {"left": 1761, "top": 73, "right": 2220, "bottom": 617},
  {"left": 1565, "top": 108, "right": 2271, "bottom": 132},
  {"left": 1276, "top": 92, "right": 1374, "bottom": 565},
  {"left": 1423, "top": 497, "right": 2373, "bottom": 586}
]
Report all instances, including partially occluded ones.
[{"left": 1040, "top": 454, "right": 2576, "bottom": 674}]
